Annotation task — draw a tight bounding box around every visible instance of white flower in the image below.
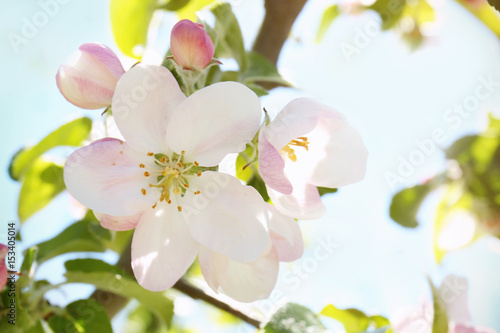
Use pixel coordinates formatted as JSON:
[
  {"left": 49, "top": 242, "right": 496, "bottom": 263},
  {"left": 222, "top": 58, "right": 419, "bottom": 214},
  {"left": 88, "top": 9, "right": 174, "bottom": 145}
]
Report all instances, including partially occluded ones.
[
  {"left": 258, "top": 98, "right": 368, "bottom": 219},
  {"left": 64, "top": 64, "right": 272, "bottom": 295}
]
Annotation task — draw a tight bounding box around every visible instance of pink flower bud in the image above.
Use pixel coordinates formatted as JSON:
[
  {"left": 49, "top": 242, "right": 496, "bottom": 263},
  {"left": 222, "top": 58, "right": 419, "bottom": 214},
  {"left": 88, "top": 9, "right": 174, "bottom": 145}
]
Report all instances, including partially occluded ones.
[
  {"left": 56, "top": 43, "right": 125, "bottom": 109},
  {"left": 170, "top": 19, "right": 215, "bottom": 70}
]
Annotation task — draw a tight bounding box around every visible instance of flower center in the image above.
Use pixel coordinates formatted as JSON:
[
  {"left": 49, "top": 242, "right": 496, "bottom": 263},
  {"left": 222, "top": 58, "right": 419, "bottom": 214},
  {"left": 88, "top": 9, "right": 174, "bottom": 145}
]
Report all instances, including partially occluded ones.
[
  {"left": 139, "top": 150, "right": 203, "bottom": 211},
  {"left": 280, "top": 136, "right": 309, "bottom": 162}
]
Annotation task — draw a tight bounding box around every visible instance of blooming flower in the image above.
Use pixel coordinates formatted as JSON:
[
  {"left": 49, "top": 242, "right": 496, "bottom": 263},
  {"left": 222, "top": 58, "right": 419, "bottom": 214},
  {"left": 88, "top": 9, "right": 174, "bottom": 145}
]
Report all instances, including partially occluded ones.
[
  {"left": 258, "top": 98, "right": 368, "bottom": 219},
  {"left": 170, "top": 19, "right": 215, "bottom": 70},
  {"left": 0, "top": 244, "right": 8, "bottom": 290},
  {"left": 64, "top": 64, "right": 273, "bottom": 296},
  {"left": 56, "top": 43, "right": 125, "bottom": 109},
  {"left": 392, "top": 275, "right": 497, "bottom": 333}
]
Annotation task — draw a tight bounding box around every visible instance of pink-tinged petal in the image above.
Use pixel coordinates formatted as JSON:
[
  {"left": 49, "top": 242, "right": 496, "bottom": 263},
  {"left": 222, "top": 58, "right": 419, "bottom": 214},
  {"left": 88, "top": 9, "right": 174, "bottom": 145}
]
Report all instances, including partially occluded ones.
[
  {"left": 181, "top": 171, "right": 270, "bottom": 263},
  {"left": 198, "top": 246, "right": 223, "bottom": 292},
  {"left": 264, "top": 98, "right": 327, "bottom": 151},
  {"left": 171, "top": 19, "right": 214, "bottom": 70},
  {"left": 305, "top": 109, "right": 368, "bottom": 188},
  {"left": 78, "top": 43, "right": 125, "bottom": 79},
  {"left": 198, "top": 246, "right": 279, "bottom": 303},
  {"left": 112, "top": 65, "right": 186, "bottom": 153},
  {"left": 94, "top": 211, "right": 142, "bottom": 231},
  {"left": 166, "top": 82, "right": 261, "bottom": 166},
  {"left": 0, "top": 244, "right": 8, "bottom": 290},
  {"left": 267, "top": 204, "right": 304, "bottom": 262},
  {"left": 267, "top": 180, "right": 326, "bottom": 220},
  {"left": 258, "top": 130, "right": 292, "bottom": 194},
  {"left": 439, "top": 275, "right": 472, "bottom": 323},
  {"left": 64, "top": 138, "right": 157, "bottom": 217},
  {"left": 451, "top": 324, "right": 497, "bottom": 333},
  {"left": 56, "top": 44, "right": 125, "bottom": 110},
  {"left": 56, "top": 65, "right": 115, "bottom": 109},
  {"left": 132, "top": 204, "right": 198, "bottom": 291}
]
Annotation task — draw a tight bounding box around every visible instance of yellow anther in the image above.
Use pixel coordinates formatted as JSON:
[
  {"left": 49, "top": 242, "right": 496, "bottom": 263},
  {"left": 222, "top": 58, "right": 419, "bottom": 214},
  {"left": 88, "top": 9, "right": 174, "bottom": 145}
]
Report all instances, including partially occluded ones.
[
  {"left": 197, "top": 171, "right": 202, "bottom": 177},
  {"left": 194, "top": 161, "right": 199, "bottom": 166},
  {"left": 144, "top": 171, "right": 150, "bottom": 177},
  {"left": 147, "top": 152, "right": 154, "bottom": 156},
  {"left": 183, "top": 184, "right": 189, "bottom": 188},
  {"left": 152, "top": 203, "right": 157, "bottom": 209},
  {"left": 173, "top": 187, "right": 182, "bottom": 195},
  {"left": 177, "top": 206, "right": 182, "bottom": 212},
  {"left": 177, "top": 162, "right": 183, "bottom": 168},
  {"left": 141, "top": 188, "right": 146, "bottom": 195},
  {"left": 139, "top": 164, "right": 145, "bottom": 168},
  {"left": 181, "top": 150, "right": 186, "bottom": 155},
  {"left": 161, "top": 157, "right": 167, "bottom": 163}
]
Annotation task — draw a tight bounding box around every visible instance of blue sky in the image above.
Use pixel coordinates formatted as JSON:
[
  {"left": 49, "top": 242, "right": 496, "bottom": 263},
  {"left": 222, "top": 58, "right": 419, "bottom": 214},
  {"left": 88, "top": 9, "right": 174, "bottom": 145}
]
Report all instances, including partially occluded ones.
[{"left": 1, "top": 0, "right": 499, "bottom": 331}]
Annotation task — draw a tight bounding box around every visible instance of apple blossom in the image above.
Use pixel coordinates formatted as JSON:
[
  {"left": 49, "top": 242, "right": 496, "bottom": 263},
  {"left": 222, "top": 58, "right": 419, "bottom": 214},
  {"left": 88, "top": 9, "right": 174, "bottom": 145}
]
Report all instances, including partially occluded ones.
[
  {"left": 258, "top": 97, "right": 368, "bottom": 219},
  {"left": 198, "top": 204, "right": 304, "bottom": 302},
  {"left": 56, "top": 43, "right": 125, "bottom": 109},
  {"left": 0, "top": 244, "right": 7, "bottom": 290},
  {"left": 64, "top": 64, "right": 272, "bottom": 294},
  {"left": 392, "top": 275, "right": 497, "bottom": 333},
  {"left": 170, "top": 19, "right": 215, "bottom": 71}
]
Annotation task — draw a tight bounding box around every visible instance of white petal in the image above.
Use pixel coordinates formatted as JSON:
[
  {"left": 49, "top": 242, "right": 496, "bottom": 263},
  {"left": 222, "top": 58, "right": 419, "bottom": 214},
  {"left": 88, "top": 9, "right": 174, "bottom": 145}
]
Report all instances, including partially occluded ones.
[
  {"left": 198, "top": 246, "right": 279, "bottom": 303},
  {"left": 131, "top": 204, "right": 198, "bottom": 291},
  {"left": 181, "top": 171, "right": 270, "bottom": 263},
  {"left": 258, "top": 129, "right": 293, "bottom": 194},
  {"left": 439, "top": 275, "right": 472, "bottom": 323},
  {"left": 267, "top": 180, "right": 326, "bottom": 220},
  {"left": 64, "top": 138, "right": 157, "bottom": 216},
  {"left": 267, "top": 204, "right": 304, "bottom": 262},
  {"left": 306, "top": 110, "right": 368, "bottom": 188},
  {"left": 264, "top": 98, "right": 326, "bottom": 151},
  {"left": 112, "top": 65, "right": 186, "bottom": 153},
  {"left": 166, "top": 82, "right": 261, "bottom": 166},
  {"left": 94, "top": 211, "right": 142, "bottom": 231}
]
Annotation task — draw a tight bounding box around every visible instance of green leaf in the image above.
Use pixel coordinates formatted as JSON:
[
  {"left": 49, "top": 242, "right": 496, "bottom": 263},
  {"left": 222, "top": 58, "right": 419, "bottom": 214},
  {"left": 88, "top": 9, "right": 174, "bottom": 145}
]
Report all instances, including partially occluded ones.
[
  {"left": 445, "top": 135, "right": 478, "bottom": 160},
  {"left": 320, "top": 304, "right": 369, "bottom": 333},
  {"left": 9, "top": 117, "right": 91, "bottom": 181},
  {"left": 211, "top": 3, "right": 247, "bottom": 71},
  {"left": 428, "top": 278, "right": 448, "bottom": 333},
  {"left": 64, "top": 261, "right": 174, "bottom": 328},
  {"left": 263, "top": 303, "right": 327, "bottom": 333},
  {"left": 369, "top": 0, "right": 407, "bottom": 30},
  {"left": 17, "top": 247, "right": 38, "bottom": 289},
  {"left": 321, "top": 305, "right": 392, "bottom": 333},
  {"left": 31, "top": 218, "right": 111, "bottom": 264},
  {"left": 317, "top": 5, "right": 341, "bottom": 42},
  {"left": 110, "top": 0, "right": 157, "bottom": 59},
  {"left": 240, "top": 52, "right": 290, "bottom": 87},
  {"left": 65, "top": 258, "right": 124, "bottom": 274},
  {"left": 433, "top": 187, "right": 479, "bottom": 263},
  {"left": 176, "top": 0, "right": 216, "bottom": 20},
  {"left": 235, "top": 143, "right": 257, "bottom": 183},
  {"left": 390, "top": 181, "right": 437, "bottom": 228},
  {"left": 47, "top": 299, "right": 112, "bottom": 333},
  {"left": 125, "top": 304, "right": 164, "bottom": 333},
  {"left": 18, "top": 159, "right": 65, "bottom": 222},
  {"left": 318, "top": 187, "right": 338, "bottom": 197},
  {"left": 158, "top": 0, "right": 190, "bottom": 11}
]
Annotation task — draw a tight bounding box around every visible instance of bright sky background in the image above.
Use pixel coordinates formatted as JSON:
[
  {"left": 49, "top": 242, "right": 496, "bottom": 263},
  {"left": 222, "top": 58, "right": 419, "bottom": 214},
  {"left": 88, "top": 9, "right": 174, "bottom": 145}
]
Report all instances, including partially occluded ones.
[{"left": 1, "top": 0, "right": 500, "bottom": 331}]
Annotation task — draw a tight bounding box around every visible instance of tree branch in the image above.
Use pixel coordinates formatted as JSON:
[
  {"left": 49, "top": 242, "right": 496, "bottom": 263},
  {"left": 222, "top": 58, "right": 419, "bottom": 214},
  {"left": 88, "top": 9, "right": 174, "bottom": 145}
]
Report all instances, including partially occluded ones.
[
  {"left": 252, "top": 0, "right": 308, "bottom": 66},
  {"left": 173, "top": 279, "right": 261, "bottom": 328}
]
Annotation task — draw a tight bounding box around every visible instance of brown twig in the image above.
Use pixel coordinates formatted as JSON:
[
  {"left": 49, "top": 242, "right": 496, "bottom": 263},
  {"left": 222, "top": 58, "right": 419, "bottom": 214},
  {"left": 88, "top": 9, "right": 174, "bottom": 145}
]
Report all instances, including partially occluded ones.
[
  {"left": 252, "top": 0, "right": 308, "bottom": 66},
  {"left": 173, "top": 279, "right": 261, "bottom": 328}
]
